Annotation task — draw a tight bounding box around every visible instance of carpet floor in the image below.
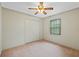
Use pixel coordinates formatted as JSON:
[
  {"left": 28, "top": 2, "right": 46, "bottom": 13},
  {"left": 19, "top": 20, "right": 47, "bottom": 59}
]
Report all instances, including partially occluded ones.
[{"left": 1, "top": 40, "right": 79, "bottom": 57}]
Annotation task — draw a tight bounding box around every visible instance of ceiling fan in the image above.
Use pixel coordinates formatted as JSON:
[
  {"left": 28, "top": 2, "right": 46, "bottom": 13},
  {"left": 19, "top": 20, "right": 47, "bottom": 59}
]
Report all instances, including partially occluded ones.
[{"left": 28, "top": 2, "right": 53, "bottom": 15}]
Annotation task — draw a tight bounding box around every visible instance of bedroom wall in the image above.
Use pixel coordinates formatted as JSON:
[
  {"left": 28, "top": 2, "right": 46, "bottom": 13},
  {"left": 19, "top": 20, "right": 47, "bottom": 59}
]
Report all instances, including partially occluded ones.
[
  {"left": 2, "top": 8, "right": 43, "bottom": 50},
  {"left": 0, "top": 3, "right": 2, "bottom": 54},
  {"left": 43, "top": 8, "right": 79, "bottom": 50}
]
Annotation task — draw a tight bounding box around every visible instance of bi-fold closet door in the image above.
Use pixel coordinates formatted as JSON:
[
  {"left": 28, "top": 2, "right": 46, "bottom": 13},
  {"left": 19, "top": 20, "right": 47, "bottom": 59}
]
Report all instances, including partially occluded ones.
[{"left": 24, "top": 19, "right": 43, "bottom": 43}]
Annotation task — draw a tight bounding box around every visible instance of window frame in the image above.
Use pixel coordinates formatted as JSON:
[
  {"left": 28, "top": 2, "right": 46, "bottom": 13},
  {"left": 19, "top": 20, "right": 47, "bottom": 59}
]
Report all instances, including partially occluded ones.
[{"left": 50, "top": 19, "right": 61, "bottom": 35}]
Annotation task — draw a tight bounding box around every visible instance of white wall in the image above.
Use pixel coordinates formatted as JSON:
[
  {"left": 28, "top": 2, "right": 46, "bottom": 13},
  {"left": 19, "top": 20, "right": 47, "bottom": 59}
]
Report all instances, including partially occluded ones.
[
  {"left": 2, "top": 8, "right": 43, "bottom": 50},
  {"left": 0, "top": 3, "right": 2, "bottom": 54},
  {"left": 44, "top": 8, "right": 79, "bottom": 50}
]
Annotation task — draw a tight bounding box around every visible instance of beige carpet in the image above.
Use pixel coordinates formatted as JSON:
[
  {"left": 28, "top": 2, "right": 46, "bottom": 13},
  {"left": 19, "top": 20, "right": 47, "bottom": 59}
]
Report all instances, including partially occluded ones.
[{"left": 1, "top": 40, "right": 79, "bottom": 57}]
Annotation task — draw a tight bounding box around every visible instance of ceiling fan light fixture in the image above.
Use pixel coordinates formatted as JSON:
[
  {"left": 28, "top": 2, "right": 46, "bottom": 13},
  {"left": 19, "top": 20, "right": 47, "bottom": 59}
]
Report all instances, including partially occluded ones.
[
  {"left": 37, "top": 5, "right": 44, "bottom": 13},
  {"left": 28, "top": 2, "right": 53, "bottom": 15}
]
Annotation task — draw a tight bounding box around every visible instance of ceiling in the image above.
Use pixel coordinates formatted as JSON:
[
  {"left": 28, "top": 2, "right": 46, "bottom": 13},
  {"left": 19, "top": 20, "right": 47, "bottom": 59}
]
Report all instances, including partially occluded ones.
[{"left": 1, "top": 2, "right": 79, "bottom": 18}]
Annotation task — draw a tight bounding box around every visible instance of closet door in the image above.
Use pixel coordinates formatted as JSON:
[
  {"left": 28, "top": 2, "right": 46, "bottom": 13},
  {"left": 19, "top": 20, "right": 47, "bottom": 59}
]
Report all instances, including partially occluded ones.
[{"left": 24, "top": 19, "right": 41, "bottom": 43}]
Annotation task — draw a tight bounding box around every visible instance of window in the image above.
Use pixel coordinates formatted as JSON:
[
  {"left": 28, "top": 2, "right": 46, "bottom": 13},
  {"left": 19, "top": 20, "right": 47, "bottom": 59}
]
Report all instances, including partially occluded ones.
[{"left": 50, "top": 19, "right": 61, "bottom": 35}]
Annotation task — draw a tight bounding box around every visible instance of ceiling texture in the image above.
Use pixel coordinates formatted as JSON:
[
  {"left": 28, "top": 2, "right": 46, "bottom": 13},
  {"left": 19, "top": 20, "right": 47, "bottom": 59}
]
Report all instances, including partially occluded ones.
[{"left": 1, "top": 2, "right": 79, "bottom": 18}]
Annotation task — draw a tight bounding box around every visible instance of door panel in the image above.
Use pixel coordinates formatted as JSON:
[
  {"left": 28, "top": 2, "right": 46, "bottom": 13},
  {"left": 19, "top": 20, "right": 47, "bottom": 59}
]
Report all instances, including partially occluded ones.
[{"left": 24, "top": 20, "right": 41, "bottom": 43}]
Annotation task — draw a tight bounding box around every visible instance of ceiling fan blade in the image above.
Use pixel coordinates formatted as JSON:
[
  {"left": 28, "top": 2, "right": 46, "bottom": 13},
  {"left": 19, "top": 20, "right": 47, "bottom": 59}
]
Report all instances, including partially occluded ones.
[
  {"left": 40, "top": 2, "right": 43, "bottom": 6},
  {"left": 28, "top": 8, "right": 38, "bottom": 10},
  {"left": 34, "top": 11, "right": 39, "bottom": 15},
  {"left": 43, "top": 11, "right": 47, "bottom": 15},
  {"left": 44, "top": 8, "right": 53, "bottom": 10}
]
